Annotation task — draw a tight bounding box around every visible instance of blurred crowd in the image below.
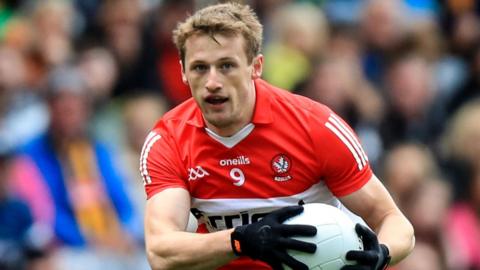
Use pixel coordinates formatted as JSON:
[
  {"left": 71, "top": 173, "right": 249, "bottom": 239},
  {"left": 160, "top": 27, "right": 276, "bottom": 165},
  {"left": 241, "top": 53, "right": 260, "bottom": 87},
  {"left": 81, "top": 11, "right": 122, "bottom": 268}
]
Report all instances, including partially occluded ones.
[{"left": 0, "top": 0, "right": 479, "bottom": 269}]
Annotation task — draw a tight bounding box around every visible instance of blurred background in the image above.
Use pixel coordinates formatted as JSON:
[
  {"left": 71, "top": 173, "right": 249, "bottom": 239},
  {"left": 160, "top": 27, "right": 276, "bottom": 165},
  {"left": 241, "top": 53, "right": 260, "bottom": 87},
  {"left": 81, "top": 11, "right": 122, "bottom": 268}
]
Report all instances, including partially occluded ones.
[{"left": 0, "top": 0, "right": 479, "bottom": 269}]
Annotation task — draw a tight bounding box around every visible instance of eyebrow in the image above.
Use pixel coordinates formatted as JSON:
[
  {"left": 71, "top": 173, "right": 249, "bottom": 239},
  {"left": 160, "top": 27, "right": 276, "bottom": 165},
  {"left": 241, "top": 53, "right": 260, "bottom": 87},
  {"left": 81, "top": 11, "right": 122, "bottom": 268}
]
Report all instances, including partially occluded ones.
[
  {"left": 217, "top": 57, "right": 236, "bottom": 62},
  {"left": 189, "top": 57, "right": 237, "bottom": 66}
]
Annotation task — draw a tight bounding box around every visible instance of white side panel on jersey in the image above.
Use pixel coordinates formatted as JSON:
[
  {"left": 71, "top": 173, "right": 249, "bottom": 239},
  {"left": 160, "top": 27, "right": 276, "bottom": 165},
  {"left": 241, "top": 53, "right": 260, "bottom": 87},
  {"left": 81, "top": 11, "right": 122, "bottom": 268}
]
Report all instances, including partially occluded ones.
[
  {"left": 191, "top": 182, "right": 365, "bottom": 231},
  {"left": 192, "top": 182, "right": 337, "bottom": 213}
]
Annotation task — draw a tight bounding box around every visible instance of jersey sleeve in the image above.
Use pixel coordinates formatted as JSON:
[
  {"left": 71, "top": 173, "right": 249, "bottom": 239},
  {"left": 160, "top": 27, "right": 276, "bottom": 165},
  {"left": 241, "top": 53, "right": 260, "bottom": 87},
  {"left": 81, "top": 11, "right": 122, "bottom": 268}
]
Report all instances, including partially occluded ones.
[
  {"left": 140, "top": 121, "right": 187, "bottom": 199},
  {"left": 309, "top": 104, "right": 372, "bottom": 197}
]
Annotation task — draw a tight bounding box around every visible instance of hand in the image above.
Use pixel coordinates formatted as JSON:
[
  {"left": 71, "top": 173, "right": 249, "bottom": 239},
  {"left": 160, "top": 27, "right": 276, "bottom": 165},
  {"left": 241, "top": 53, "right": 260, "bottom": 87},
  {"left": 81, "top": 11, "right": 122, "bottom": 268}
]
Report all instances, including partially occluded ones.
[
  {"left": 341, "top": 224, "right": 391, "bottom": 270},
  {"left": 230, "top": 205, "right": 317, "bottom": 270}
]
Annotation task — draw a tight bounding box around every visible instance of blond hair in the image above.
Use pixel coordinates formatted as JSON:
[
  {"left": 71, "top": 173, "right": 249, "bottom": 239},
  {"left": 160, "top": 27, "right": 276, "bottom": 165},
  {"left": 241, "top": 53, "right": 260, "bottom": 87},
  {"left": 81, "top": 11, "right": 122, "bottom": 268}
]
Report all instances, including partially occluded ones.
[
  {"left": 173, "top": 2, "right": 263, "bottom": 65},
  {"left": 442, "top": 99, "right": 480, "bottom": 166}
]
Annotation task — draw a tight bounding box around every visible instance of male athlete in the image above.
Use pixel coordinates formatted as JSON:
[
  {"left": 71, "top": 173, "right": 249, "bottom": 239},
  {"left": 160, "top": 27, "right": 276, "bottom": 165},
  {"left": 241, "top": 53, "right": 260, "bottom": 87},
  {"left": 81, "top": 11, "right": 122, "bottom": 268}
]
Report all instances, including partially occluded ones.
[{"left": 141, "top": 3, "right": 414, "bottom": 270}]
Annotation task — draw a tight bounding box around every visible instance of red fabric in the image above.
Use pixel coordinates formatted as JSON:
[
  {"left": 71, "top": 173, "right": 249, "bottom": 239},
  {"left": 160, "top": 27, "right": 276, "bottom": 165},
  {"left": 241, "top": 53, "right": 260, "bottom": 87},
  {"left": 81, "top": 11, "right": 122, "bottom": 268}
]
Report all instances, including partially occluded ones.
[{"left": 143, "top": 79, "right": 371, "bottom": 199}]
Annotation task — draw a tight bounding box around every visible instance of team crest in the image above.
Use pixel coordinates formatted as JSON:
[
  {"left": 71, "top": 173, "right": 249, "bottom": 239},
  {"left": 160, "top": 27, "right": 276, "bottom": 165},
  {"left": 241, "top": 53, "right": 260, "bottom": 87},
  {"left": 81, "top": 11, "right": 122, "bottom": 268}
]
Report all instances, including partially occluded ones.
[{"left": 271, "top": 154, "right": 292, "bottom": 181}]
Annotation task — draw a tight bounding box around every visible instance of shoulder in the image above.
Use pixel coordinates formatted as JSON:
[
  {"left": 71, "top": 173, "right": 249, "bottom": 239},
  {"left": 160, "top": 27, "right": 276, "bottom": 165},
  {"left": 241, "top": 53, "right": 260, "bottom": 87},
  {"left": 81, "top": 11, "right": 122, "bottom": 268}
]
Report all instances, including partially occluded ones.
[
  {"left": 17, "top": 134, "right": 49, "bottom": 156},
  {"left": 141, "top": 99, "right": 199, "bottom": 162},
  {"left": 162, "top": 98, "right": 198, "bottom": 122},
  {"left": 152, "top": 97, "right": 199, "bottom": 133},
  {"left": 258, "top": 79, "right": 332, "bottom": 123}
]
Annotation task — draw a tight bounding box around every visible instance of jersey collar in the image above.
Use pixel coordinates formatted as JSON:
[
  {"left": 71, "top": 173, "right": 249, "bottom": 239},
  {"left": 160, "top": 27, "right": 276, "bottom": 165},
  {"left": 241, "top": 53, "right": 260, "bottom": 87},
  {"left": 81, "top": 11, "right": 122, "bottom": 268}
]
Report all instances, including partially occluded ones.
[
  {"left": 251, "top": 79, "right": 273, "bottom": 124},
  {"left": 188, "top": 79, "right": 273, "bottom": 127}
]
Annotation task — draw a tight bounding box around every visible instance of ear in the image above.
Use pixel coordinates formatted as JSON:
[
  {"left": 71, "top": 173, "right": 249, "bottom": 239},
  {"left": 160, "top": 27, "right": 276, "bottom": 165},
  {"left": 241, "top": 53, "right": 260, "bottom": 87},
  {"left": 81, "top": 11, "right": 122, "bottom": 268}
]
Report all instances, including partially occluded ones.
[
  {"left": 251, "top": 54, "right": 264, "bottom": 80},
  {"left": 180, "top": 60, "right": 188, "bottom": 85}
]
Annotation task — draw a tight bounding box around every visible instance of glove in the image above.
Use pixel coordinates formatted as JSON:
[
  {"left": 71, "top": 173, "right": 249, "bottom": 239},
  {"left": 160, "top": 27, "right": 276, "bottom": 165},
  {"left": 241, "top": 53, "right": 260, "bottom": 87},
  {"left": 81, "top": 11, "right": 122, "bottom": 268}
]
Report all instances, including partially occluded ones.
[
  {"left": 231, "top": 205, "right": 317, "bottom": 270},
  {"left": 341, "top": 224, "right": 391, "bottom": 270}
]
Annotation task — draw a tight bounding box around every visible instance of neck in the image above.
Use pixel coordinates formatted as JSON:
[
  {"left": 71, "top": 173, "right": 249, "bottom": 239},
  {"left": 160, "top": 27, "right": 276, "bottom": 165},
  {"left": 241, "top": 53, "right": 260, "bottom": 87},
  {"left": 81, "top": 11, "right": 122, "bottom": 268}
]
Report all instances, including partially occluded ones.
[
  {"left": 206, "top": 81, "right": 256, "bottom": 137},
  {"left": 206, "top": 121, "right": 248, "bottom": 137}
]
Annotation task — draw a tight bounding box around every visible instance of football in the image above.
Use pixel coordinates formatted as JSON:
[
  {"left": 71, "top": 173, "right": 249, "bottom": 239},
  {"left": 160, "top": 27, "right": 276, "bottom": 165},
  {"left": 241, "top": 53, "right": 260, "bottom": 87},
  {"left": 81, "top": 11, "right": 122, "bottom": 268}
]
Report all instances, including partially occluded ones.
[{"left": 283, "top": 203, "right": 363, "bottom": 270}]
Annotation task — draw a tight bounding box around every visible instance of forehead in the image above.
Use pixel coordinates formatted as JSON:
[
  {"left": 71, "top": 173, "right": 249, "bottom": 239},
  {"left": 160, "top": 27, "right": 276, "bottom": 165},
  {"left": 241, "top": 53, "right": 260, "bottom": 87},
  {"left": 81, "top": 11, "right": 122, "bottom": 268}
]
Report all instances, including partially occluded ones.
[{"left": 184, "top": 33, "right": 247, "bottom": 64}]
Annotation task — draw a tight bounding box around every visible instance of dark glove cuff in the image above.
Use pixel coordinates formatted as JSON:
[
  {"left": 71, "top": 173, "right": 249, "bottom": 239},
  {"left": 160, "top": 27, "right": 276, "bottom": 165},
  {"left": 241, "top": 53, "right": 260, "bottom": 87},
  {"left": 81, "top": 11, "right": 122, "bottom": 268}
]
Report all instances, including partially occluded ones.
[
  {"left": 380, "top": 244, "right": 391, "bottom": 269},
  {"left": 231, "top": 226, "right": 247, "bottom": 256}
]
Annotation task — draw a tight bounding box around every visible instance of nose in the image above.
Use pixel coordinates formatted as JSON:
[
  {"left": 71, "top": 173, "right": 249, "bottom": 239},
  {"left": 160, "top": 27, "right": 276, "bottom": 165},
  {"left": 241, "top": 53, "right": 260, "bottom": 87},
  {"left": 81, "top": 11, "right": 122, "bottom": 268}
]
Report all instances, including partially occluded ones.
[{"left": 205, "top": 68, "right": 222, "bottom": 92}]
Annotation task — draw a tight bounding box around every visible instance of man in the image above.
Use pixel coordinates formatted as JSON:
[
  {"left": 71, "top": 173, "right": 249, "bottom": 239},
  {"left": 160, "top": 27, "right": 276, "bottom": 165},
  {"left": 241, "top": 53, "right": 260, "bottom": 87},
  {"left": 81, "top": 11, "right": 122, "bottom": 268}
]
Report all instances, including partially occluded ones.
[
  {"left": 142, "top": 3, "right": 414, "bottom": 270},
  {"left": 10, "top": 67, "right": 144, "bottom": 268}
]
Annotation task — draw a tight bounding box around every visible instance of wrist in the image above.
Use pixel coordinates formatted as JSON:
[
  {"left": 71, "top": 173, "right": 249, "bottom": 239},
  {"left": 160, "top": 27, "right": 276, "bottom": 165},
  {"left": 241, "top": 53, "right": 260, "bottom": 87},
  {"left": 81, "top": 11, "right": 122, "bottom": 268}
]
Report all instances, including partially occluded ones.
[
  {"left": 380, "top": 244, "right": 391, "bottom": 269},
  {"left": 230, "top": 226, "right": 246, "bottom": 256}
]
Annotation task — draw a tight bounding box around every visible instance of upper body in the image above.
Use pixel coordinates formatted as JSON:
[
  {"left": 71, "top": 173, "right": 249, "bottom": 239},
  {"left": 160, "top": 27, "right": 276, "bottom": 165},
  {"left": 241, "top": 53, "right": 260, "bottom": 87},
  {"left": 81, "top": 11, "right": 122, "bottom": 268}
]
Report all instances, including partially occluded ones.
[
  {"left": 144, "top": 79, "right": 373, "bottom": 269},
  {"left": 143, "top": 3, "right": 414, "bottom": 270},
  {"left": 9, "top": 66, "right": 140, "bottom": 248},
  {"left": 10, "top": 133, "right": 139, "bottom": 247}
]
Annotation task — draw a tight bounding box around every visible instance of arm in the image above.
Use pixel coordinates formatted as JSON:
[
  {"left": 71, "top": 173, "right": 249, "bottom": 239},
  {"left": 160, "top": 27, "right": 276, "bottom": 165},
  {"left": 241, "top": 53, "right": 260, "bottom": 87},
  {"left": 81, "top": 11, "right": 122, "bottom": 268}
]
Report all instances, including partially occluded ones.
[
  {"left": 145, "top": 188, "right": 317, "bottom": 270},
  {"left": 145, "top": 188, "right": 236, "bottom": 270},
  {"left": 339, "top": 174, "right": 415, "bottom": 264}
]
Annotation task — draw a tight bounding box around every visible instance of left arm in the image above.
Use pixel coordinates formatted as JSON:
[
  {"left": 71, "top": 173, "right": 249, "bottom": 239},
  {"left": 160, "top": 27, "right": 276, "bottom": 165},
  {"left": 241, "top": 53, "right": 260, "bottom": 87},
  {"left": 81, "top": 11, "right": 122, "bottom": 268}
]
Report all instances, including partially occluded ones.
[
  {"left": 308, "top": 107, "right": 414, "bottom": 265},
  {"left": 339, "top": 174, "right": 415, "bottom": 264}
]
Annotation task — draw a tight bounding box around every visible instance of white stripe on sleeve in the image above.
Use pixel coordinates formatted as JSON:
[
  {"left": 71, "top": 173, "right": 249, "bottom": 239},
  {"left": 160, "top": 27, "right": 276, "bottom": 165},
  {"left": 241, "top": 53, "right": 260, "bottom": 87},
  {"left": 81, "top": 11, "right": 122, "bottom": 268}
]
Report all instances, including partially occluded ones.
[
  {"left": 325, "top": 122, "right": 364, "bottom": 170},
  {"left": 330, "top": 114, "right": 368, "bottom": 162},
  {"left": 139, "top": 132, "right": 162, "bottom": 185},
  {"left": 328, "top": 115, "right": 367, "bottom": 166}
]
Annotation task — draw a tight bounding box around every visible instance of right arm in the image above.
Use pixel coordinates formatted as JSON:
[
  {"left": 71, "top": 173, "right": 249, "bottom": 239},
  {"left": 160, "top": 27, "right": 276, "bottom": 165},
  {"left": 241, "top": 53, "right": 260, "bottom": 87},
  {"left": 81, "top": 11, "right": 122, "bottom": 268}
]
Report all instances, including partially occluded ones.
[{"left": 145, "top": 187, "right": 236, "bottom": 270}]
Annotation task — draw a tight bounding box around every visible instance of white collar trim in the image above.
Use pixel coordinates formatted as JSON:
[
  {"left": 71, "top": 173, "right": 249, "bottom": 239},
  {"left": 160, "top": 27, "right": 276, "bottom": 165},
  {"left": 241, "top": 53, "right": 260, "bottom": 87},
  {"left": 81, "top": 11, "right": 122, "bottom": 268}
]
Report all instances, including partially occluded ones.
[{"left": 205, "top": 123, "right": 255, "bottom": 148}]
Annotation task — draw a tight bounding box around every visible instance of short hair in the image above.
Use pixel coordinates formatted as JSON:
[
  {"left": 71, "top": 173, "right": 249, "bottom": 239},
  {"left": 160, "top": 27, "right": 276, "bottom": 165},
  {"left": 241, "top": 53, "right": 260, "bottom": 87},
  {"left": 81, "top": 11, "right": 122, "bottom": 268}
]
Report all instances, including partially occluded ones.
[
  {"left": 45, "top": 65, "right": 87, "bottom": 99},
  {"left": 173, "top": 2, "right": 263, "bottom": 65}
]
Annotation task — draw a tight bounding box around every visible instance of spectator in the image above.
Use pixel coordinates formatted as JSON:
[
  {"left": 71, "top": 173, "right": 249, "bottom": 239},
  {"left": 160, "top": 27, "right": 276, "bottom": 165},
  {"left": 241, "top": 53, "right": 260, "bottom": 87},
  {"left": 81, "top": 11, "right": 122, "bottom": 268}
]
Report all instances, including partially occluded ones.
[
  {"left": 379, "top": 51, "right": 442, "bottom": 149},
  {"left": 121, "top": 93, "right": 169, "bottom": 224},
  {"left": 77, "top": 46, "right": 124, "bottom": 151},
  {"left": 0, "top": 44, "right": 48, "bottom": 154},
  {"left": 78, "top": 46, "right": 117, "bottom": 106},
  {"left": 262, "top": 2, "right": 328, "bottom": 90},
  {"left": 381, "top": 143, "right": 439, "bottom": 207},
  {"left": 95, "top": 0, "right": 159, "bottom": 97},
  {"left": 9, "top": 66, "right": 146, "bottom": 270},
  {"left": 403, "top": 178, "right": 451, "bottom": 263},
  {"left": 31, "top": 0, "right": 75, "bottom": 67},
  {"left": 0, "top": 150, "right": 52, "bottom": 270},
  {"left": 441, "top": 99, "right": 480, "bottom": 270},
  {"left": 394, "top": 241, "right": 444, "bottom": 270},
  {"left": 360, "top": 0, "right": 408, "bottom": 85},
  {"left": 447, "top": 43, "right": 480, "bottom": 115},
  {"left": 382, "top": 143, "right": 451, "bottom": 267}
]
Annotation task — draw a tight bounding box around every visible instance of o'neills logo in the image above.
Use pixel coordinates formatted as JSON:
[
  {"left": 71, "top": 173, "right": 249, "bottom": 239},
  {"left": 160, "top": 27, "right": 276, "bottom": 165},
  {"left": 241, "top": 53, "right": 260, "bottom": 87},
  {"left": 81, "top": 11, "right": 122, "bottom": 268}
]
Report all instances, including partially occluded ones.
[{"left": 219, "top": 155, "right": 251, "bottom": 166}]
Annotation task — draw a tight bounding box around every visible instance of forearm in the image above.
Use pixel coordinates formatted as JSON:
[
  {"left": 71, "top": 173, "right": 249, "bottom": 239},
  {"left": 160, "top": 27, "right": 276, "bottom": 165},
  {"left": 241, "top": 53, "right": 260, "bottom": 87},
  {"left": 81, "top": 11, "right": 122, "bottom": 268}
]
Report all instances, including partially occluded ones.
[
  {"left": 340, "top": 176, "right": 415, "bottom": 265},
  {"left": 147, "top": 229, "right": 236, "bottom": 270},
  {"left": 376, "top": 212, "right": 415, "bottom": 264}
]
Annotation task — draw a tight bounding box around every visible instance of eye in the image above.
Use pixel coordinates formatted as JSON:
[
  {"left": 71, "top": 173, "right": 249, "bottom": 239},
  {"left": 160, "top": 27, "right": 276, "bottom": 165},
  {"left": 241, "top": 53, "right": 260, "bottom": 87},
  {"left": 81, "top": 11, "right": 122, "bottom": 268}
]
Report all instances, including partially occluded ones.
[
  {"left": 220, "top": 62, "right": 235, "bottom": 71},
  {"left": 192, "top": 64, "right": 208, "bottom": 73}
]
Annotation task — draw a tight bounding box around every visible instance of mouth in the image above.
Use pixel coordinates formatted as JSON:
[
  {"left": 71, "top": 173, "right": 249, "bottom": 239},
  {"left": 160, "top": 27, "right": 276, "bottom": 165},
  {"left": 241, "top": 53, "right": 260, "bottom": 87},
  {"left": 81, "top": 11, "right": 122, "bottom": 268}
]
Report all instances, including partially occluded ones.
[{"left": 204, "top": 96, "right": 229, "bottom": 106}]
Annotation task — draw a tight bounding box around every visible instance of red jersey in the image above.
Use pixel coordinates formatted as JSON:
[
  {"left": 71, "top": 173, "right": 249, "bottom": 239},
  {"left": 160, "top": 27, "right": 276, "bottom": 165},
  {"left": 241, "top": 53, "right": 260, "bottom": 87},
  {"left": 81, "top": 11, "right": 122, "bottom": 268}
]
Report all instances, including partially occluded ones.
[{"left": 141, "top": 79, "right": 372, "bottom": 269}]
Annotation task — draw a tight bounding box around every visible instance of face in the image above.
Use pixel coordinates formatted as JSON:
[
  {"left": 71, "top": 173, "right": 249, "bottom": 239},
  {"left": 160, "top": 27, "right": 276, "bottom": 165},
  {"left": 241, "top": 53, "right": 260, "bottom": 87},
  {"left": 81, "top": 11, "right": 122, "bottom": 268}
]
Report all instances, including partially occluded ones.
[
  {"left": 182, "top": 33, "right": 262, "bottom": 136},
  {"left": 49, "top": 92, "right": 90, "bottom": 140}
]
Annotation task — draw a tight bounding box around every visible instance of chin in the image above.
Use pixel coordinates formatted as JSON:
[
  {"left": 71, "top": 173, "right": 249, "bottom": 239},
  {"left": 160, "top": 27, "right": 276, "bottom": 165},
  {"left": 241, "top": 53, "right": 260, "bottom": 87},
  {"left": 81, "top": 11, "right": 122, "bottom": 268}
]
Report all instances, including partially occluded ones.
[{"left": 205, "top": 116, "right": 233, "bottom": 129}]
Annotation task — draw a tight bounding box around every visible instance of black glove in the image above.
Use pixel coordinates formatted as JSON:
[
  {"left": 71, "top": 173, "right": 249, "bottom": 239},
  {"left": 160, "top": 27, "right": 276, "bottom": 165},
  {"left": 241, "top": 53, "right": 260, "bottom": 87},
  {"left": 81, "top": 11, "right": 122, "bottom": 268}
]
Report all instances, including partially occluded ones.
[
  {"left": 231, "top": 205, "right": 317, "bottom": 270},
  {"left": 341, "top": 224, "right": 391, "bottom": 270}
]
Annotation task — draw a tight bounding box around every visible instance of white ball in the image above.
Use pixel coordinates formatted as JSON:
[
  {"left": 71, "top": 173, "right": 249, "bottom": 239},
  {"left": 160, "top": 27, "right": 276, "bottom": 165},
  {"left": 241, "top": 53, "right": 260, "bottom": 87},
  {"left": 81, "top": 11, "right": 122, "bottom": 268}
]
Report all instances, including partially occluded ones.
[{"left": 283, "top": 203, "right": 363, "bottom": 270}]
